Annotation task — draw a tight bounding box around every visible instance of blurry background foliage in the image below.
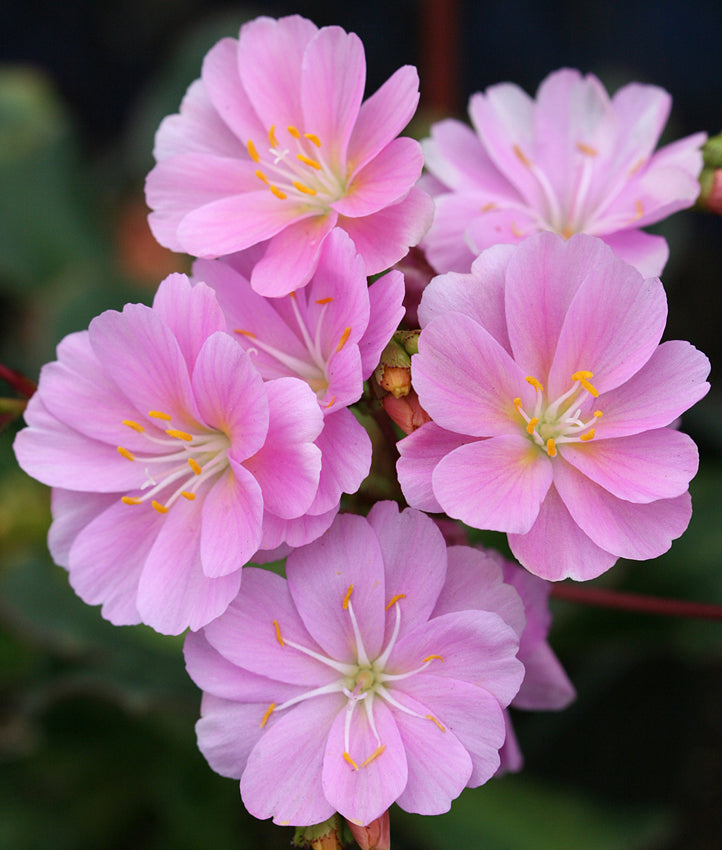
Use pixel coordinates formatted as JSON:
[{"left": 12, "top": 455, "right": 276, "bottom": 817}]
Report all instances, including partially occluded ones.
[{"left": 0, "top": 1, "right": 721, "bottom": 848}]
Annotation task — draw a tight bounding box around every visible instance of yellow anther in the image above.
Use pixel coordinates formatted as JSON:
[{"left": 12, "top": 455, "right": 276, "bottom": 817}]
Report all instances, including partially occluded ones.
[
  {"left": 342, "top": 584, "right": 354, "bottom": 610},
  {"left": 594, "top": 410, "right": 603, "bottom": 419},
  {"left": 235, "top": 329, "right": 256, "bottom": 338},
  {"left": 304, "top": 133, "right": 321, "bottom": 147},
  {"left": 579, "top": 429, "right": 595, "bottom": 442},
  {"left": 268, "top": 125, "right": 279, "bottom": 149},
  {"left": 546, "top": 438, "right": 557, "bottom": 457},
  {"left": 385, "top": 593, "right": 406, "bottom": 610},
  {"left": 481, "top": 202, "right": 496, "bottom": 212},
  {"left": 181, "top": 491, "right": 196, "bottom": 500},
  {"left": 269, "top": 185, "right": 287, "bottom": 200},
  {"left": 247, "top": 139, "right": 260, "bottom": 163},
  {"left": 315, "top": 297, "right": 333, "bottom": 305},
  {"left": 188, "top": 458, "right": 202, "bottom": 475},
  {"left": 343, "top": 751, "right": 359, "bottom": 770},
  {"left": 292, "top": 180, "right": 317, "bottom": 196},
  {"left": 324, "top": 395, "right": 336, "bottom": 409},
  {"left": 297, "top": 153, "right": 322, "bottom": 170},
  {"left": 122, "top": 419, "right": 145, "bottom": 432},
  {"left": 526, "top": 417, "right": 539, "bottom": 435},
  {"left": 634, "top": 199, "right": 644, "bottom": 219},
  {"left": 289, "top": 292, "right": 297, "bottom": 300},
  {"left": 166, "top": 429, "right": 193, "bottom": 442},
  {"left": 335, "top": 327, "right": 352, "bottom": 352},
  {"left": 526, "top": 376, "right": 544, "bottom": 392},
  {"left": 360, "top": 745, "right": 386, "bottom": 768},
  {"left": 254, "top": 169, "right": 269, "bottom": 184},
  {"left": 513, "top": 397, "right": 522, "bottom": 412},
  {"left": 148, "top": 410, "right": 172, "bottom": 420},
  {"left": 287, "top": 125, "right": 301, "bottom": 138},
  {"left": 561, "top": 225, "right": 575, "bottom": 240},
  {"left": 571, "top": 370, "right": 599, "bottom": 398},
  {"left": 152, "top": 500, "right": 169, "bottom": 514},
  {"left": 628, "top": 157, "right": 646, "bottom": 175},
  {"left": 423, "top": 654, "right": 444, "bottom": 663},
  {"left": 425, "top": 715, "right": 446, "bottom": 732},
  {"left": 513, "top": 144, "right": 532, "bottom": 168},
  {"left": 117, "top": 446, "right": 135, "bottom": 461},
  {"left": 121, "top": 496, "right": 142, "bottom": 505},
  {"left": 260, "top": 703, "right": 276, "bottom": 728},
  {"left": 273, "top": 619, "right": 285, "bottom": 647},
  {"left": 575, "top": 141, "right": 599, "bottom": 156},
  {"left": 511, "top": 221, "right": 525, "bottom": 238}
]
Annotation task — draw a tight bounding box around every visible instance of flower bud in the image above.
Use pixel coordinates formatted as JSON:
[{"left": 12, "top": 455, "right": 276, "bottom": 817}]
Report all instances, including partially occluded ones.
[
  {"left": 373, "top": 331, "right": 420, "bottom": 398},
  {"left": 698, "top": 132, "right": 722, "bottom": 214},
  {"left": 382, "top": 389, "right": 431, "bottom": 434},
  {"left": 345, "top": 811, "right": 390, "bottom": 850}
]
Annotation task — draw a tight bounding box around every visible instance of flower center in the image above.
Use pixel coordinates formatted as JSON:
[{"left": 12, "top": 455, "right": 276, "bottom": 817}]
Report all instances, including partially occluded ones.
[
  {"left": 116, "top": 409, "right": 231, "bottom": 513},
  {"left": 246, "top": 124, "right": 347, "bottom": 210},
  {"left": 514, "top": 371, "right": 603, "bottom": 457},
  {"left": 263, "top": 585, "right": 446, "bottom": 771}
]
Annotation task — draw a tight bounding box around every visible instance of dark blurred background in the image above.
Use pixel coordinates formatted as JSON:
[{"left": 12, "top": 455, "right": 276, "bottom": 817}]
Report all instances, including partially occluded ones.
[{"left": 0, "top": 2, "right": 720, "bottom": 848}]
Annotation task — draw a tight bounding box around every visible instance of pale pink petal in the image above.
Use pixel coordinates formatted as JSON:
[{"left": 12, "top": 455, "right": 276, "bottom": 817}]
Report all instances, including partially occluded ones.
[
  {"left": 433, "top": 546, "right": 526, "bottom": 638},
  {"left": 397, "top": 423, "right": 476, "bottom": 513},
  {"left": 151, "top": 275, "right": 226, "bottom": 371},
  {"left": 241, "top": 696, "right": 342, "bottom": 827},
  {"left": 200, "top": 462, "right": 264, "bottom": 578},
  {"left": 47, "top": 489, "right": 116, "bottom": 567},
  {"left": 421, "top": 192, "right": 487, "bottom": 273},
  {"left": 394, "top": 675, "right": 505, "bottom": 788},
  {"left": 513, "top": 640, "right": 575, "bottom": 711},
  {"left": 258, "top": 504, "right": 337, "bottom": 551},
  {"left": 243, "top": 377, "right": 322, "bottom": 519},
  {"left": 554, "top": 462, "right": 693, "bottom": 561},
  {"left": 601, "top": 229, "right": 669, "bottom": 278},
  {"left": 301, "top": 26, "right": 365, "bottom": 164},
  {"left": 136, "top": 491, "right": 242, "bottom": 633},
  {"left": 191, "top": 332, "right": 268, "bottom": 458},
  {"left": 236, "top": 15, "right": 318, "bottom": 131},
  {"left": 560, "top": 429, "right": 698, "bottom": 504},
  {"left": 366, "top": 501, "right": 448, "bottom": 641},
  {"left": 389, "top": 610, "right": 524, "bottom": 706},
  {"left": 309, "top": 409, "right": 371, "bottom": 515},
  {"left": 178, "top": 191, "right": 310, "bottom": 259},
  {"left": 153, "top": 77, "right": 244, "bottom": 159},
  {"left": 347, "top": 65, "right": 420, "bottom": 171},
  {"left": 609, "top": 82, "right": 672, "bottom": 163},
  {"left": 195, "top": 695, "right": 270, "bottom": 780},
  {"left": 595, "top": 340, "right": 710, "bottom": 437},
  {"left": 200, "top": 37, "right": 264, "bottom": 144},
  {"left": 465, "top": 207, "right": 537, "bottom": 252},
  {"left": 359, "top": 270, "right": 406, "bottom": 377},
  {"left": 250, "top": 213, "right": 338, "bottom": 296},
  {"left": 334, "top": 137, "right": 423, "bottom": 218},
  {"left": 323, "top": 698, "right": 407, "bottom": 826},
  {"left": 413, "top": 313, "right": 529, "bottom": 437},
  {"left": 432, "top": 436, "right": 553, "bottom": 534},
  {"left": 508, "top": 485, "right": 617, "bottom": 581},
  {"left": 203, "top": 568, "right": 338, "bottom": 686},
  {"left": 338, "top": 186, "right": 434, "bottom": 274},
  {"left": 286, "top": 513, "right": 387, "bottom": 662},
  {"left": 392, "top": 692, "right": 473, "bottom": 813},
  {"left": 497, "top": 713, "right": 524, "bottom": 774}
]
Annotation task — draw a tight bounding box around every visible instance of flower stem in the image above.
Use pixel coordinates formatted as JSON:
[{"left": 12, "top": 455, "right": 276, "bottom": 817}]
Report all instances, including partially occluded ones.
[{"left": 550, "top": 583, "right": 722, "bottom": 620}]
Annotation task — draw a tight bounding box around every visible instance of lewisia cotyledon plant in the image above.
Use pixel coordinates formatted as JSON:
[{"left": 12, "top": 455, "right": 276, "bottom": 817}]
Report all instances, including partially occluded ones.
[
  {"left": 184, "top": 501, "right": 525, "bottom": 827},
  {"left": 193, "top": 228, "right": 405, "bottom": 524},
  {"left": 421, "top": 68, "right": 706, "bottom": 277},
  {"left": 145, "top": 14, "right": 434, "bottom": 296},
  {"left": 397, "top": 232, "right": 710, "bottom": 581},
  {"left": 13, "top": 274, "right": 324, "bottom": 634}
]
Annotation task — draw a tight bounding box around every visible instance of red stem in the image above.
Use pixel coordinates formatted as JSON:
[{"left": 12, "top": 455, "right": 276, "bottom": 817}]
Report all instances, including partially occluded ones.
[{"left": 550, "top": 583, "right": 722, "bottom": 621}]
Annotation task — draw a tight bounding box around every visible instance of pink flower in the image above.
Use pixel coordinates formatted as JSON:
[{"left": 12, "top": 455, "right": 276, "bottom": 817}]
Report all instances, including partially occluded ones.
[
  {"left": 13, "top": 274, "right": 324, "bottom": 634},
  {"left": 145, "top": 14, "right": 434, "bottom": 296},
  {"left": 193, "top": 229, "right": 405, "bottom": 522},
  {"left": 397, "top": 232, "right": 710, "bottom": 581},
  {"left": 422, "top": 68, "right": 706, "bottom": 277},
  {"left": 184, "top": 502, "right": 524, "bottom": 827}
]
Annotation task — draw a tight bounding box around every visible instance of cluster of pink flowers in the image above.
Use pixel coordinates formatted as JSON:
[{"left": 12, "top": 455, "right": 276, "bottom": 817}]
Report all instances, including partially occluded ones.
[{"left": 12, "top": 11, "right": 711, "bottom": 842}]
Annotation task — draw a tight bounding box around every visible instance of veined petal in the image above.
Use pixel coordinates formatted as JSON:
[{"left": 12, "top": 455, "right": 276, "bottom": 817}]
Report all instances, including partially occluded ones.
[
  {"left": 47, "top": 489, "right": 116, "bottom": 567},
  {"left": 512, "top": 640, "right": 575, "bottom": 711},
  {"left": 508, "top": 484, "right": 617, "bottom": 581},
  {"left": 601, "top": 230, "right": 669, "bottom": 278},
  {"left": 195, "top": 695, "right": 272, "bottom": 780},
  {"left": 287, "top": 513, "right": 387, "bottom": 662},
  {"left": 325, "top": 698, "right": 407, "bottom": 826},
  {"left": 559, "top": 429, "right": 699, "bottom": 504},
  {"left": 433, "top": 436, "right": 553, "bottom": 534},
  {"left": 360, "top": 270, "right": 406, "bottom": 378}
]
